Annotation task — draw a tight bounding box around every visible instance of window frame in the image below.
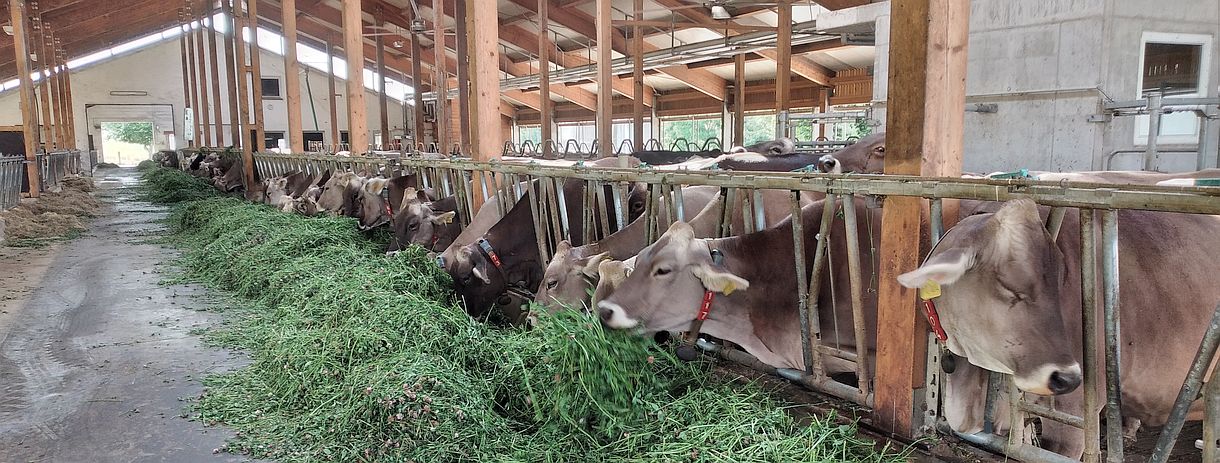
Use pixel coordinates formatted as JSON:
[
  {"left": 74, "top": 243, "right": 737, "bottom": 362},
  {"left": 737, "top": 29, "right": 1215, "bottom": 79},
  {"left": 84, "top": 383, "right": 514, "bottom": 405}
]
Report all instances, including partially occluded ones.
[
  {"left": 1134, "top": 31, "right": 1213, "bottom": 145},
  {"left": 260, "top": 76, "right": 283, "bottom": 100}
]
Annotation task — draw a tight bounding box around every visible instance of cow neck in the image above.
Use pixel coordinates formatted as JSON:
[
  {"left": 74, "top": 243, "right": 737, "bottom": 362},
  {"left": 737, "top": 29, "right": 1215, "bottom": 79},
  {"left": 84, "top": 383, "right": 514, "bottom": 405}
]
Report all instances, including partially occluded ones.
[
  {"left": 919, "top": 229, "right": 955, "bottom": 344},
  {"left": 683, "top": 242, "right": 727, "bottom": 344}
]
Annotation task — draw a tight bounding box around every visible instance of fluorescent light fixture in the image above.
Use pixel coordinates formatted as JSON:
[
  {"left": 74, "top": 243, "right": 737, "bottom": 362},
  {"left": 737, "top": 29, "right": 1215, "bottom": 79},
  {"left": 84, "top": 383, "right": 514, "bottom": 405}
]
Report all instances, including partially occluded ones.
[
  {"left": 110, "top": 90, "right": 149, "bottom": 97},
  {"left": 710, "top": 5, "right": 732, "bottom": 20}
]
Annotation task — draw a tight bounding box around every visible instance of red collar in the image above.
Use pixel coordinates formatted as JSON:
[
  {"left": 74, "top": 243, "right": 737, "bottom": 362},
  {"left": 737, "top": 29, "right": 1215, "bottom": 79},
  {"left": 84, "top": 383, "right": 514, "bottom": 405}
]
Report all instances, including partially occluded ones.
[
  {"left": 696, "top": 290, "right": 714, "bottom": 320},
  {"left": 921, "top": 298, "right": 948, "bottom": 342}
]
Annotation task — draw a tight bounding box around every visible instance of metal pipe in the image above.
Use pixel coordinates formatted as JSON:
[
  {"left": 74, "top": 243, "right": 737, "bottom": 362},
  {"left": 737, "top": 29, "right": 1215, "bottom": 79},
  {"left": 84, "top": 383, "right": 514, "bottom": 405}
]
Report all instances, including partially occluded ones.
[
  {"left": 1046, "top": 206, "right": 1067, "bottom": 241},
  {"left": 1101, "top": 209, "right": 1124, "bottom": 463},
  {"left": 790, "top": 190, "right": 815, "bottom": 374},
  {"left": 1016, "top": 398, "right": 1085, "bottom": 428},
  {"left": 803, "top": 194, "right": 838, "bottom": 376},
  {"left": 752, "top": 189, "right": 766, "bottom": 232},
  {"left": 1145, "top": 91, "right": 1164, "bottom": 171},
  {"left": 930, "top": 198, "right": 944, "bottom": 244},
  {"left": 840, "top": 194, "right": 871, "bottom": 397},
  {"left": 982, "top": 371, "right": 1002, "bottom": 434},
  {"left": 952, "top": 430, "right": 1083, "bottom": 463},
  {"left": 673, "top": 184, "right": 685, "bottom": 222},
  {"left": 1204, "top": 367, "right": 1220, "bottom": 462},
  {"left": 1148, "top": 302, "right": 1220, "bottom": 463},
  {"left": 1080, "top": 209, "right": 1101, "bottom": 463}
]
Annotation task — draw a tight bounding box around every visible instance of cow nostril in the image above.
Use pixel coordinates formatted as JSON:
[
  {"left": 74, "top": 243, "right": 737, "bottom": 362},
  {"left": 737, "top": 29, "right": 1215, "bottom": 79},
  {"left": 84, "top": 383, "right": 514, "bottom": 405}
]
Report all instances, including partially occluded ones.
[
  {"left": 599, "top": 308, "right": 613, "bottom": 322},
  {"left": 1048, "top": 369, "right": 1083, "bottom": 394}
]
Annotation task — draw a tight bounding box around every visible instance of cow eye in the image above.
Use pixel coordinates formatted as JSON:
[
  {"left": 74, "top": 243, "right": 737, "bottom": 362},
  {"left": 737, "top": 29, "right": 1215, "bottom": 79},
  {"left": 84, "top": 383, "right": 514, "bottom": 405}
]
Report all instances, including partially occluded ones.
[
  {"left": 409, "top": 223, "right": 419, "bottom": 231},
  {"left": 546, "top": 280, "right": 558, "bottom": 289},
  {"left": 653, "top": 267, "right": 672, "bottom": 276}
]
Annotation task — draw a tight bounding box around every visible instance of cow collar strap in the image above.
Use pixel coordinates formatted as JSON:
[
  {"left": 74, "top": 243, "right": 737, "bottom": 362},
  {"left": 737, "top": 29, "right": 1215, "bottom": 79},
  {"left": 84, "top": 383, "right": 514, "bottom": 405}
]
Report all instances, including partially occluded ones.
[
  {"left": 477, "top": 238, "right": 504, "bottom": 269},
  {"left": 683, "top": 246, "right": 725, "bottom": 344},
  {"left": 919, "top": 233, "right": 954, "bottom": 343}
]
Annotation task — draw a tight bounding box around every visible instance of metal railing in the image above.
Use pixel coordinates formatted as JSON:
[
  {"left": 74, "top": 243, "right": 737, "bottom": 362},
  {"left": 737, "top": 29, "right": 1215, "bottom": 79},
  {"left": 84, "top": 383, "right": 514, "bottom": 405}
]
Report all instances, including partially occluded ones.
[
  {"left": 502, "top": 138, "right": 729, "bottom": 159},
  {"left": 245, "top": 150, "right": 1220, "bottom": 462},
  {"left": 37, "top": 150, "right": 81, "bottom": 191},
  {"left": 0, "top": 155, "right": 24, "bottom": 210}
]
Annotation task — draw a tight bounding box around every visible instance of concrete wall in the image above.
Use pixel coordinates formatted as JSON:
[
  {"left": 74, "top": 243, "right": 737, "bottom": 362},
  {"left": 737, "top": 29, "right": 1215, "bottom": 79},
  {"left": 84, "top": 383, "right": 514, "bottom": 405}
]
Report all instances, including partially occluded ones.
[
  {"left": 0, "top": 37, "right": 409, "bottom": 154},
  {"left": 870, "top": 0, "right": 1220, "bottom": 173}
]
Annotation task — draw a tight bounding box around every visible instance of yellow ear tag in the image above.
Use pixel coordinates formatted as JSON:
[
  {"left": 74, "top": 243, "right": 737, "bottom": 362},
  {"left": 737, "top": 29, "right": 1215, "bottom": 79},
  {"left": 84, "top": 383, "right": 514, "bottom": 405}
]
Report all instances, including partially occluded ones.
[
  {"left": 442, "top": 215, "right": 454, "bottom": 224},
  {"left": 919, "top": 280, "right": 942, "bottom": 300},
  {"left": 721, "top": 282, "right": 737, "bottom": 295}
]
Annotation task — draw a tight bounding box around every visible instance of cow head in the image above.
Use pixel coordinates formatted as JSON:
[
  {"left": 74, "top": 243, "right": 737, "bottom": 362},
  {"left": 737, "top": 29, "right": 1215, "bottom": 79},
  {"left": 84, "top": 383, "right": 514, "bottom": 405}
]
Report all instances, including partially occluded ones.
[
  {"left": 597, "top": 221, "right": 748, "bottom": 331},
  {"left": 817, "top": 132, "right": 886, "bottom": 174},
  {"left": 733, "top": 138, "right": 796, "bottom": 156},
  {"left": 535, "top": 241, "right": 609, "bottom": 313},
  {"left": 897, "top": 199, "right": 1082, "bottom": 396},
  {"left": 390, "top": 187, "right": 457, "bottom": 251},
  {"left": 317, "top": 172, "right": 363, "bottom": 215},
  {"left": 354, "top": 177, "right": 392, "bottom": 230}
]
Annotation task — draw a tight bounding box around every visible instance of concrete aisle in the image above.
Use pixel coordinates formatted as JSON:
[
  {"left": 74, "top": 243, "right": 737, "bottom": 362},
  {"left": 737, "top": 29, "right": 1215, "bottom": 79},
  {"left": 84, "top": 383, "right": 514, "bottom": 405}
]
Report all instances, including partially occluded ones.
[{"left": 0, "top": 168, "right": 249, "bottom": 463}]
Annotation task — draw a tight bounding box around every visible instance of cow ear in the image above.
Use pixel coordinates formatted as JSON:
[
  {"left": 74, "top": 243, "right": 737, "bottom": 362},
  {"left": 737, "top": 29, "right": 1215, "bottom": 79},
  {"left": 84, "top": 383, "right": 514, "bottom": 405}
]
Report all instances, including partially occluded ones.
[
  {"left": 691, "top": 264, "right": 749, "bottom": 295},
  {"left": 897, "top": 248, "right": 973, "bottom": 289},
  {"left": 553, "top": 240, "right": 572, "bottom": 258},
  {"left": 660, "top": 221, "right": 695, "bottom": 242},
  {"left": 728, "top": 145, "right": 746, "bottom": 154},
  {"left": 364, "top": 178, "right": 389, "bottom": 194},
  {"left": 402, "top": 187, "right": 419, "bottom": 205},
  {"left": 581, "top": 252, "right": 610, "bottom": 278},
  {"left": 430, "top": 211, "right": 456, "bottom": 225}
]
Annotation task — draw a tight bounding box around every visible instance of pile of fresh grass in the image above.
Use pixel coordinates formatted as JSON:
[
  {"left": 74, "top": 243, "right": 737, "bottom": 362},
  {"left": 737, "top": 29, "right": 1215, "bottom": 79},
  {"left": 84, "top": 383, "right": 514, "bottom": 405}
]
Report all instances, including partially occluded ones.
[
  {"left": 138, "top": 167, "right": 220, "bottom": 204},
  {"left": 144, "top": 167, "right": 903, "bottom": 462}
]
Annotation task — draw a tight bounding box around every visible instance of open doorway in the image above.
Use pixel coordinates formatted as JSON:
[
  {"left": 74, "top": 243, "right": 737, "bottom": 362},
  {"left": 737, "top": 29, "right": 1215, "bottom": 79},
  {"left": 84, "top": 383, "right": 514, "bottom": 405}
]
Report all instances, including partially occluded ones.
[{"left": 100, "top": 121, "right": 154, "bottom": 166}]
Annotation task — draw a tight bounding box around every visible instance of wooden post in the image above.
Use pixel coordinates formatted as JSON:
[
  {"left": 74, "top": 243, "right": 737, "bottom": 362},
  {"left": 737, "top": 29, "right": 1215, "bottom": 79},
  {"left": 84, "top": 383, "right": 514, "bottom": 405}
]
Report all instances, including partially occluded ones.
[
  {"left": 232, "top": 0, "right": 254, "bottom": 182},
  {"left": 248, "top": 0, "right": 266, "bottom": 150},
  {"left": 410, "top": 16, "right": 424, "bottom": 149},
  {"left": 31, "top": 11, "right": 52, "bottom": 150},
  {"left": 56, "top": 41, "right": 75, "bottom": 149},
  {"left": 774, "top": 0, "right": 791, "bottom": 138},
  {"left": 178, "top": 9, "right": 193, "bottom": 147},
  {"left": 374, "top": 16, "right": 389, "bottom": 148},
  {"left": 594, "top": 0, "right": 612, "bottom": 159},
  {"left": 454, "top": 0, "right": 471, "bottom": 155},
  {"left": 342, "top": 0, "right": 368, "bottom": 154},
  {"left": 631, "top": 0, "right": 643, "bottom": 151},
  {"left": 468, "top": 0, "right": 499, "bottom": 162},
  {"left": 282, "top": 0, "right": 304, "bottom": 152},
  {"left": 186, "top": 2, "right": 202, "bottom": 148},
  {"left": 194, "top": 2, "right": 213, "bottom": 147},
  {"left": 223, "top": 0, "right": 240, "bottom": 147},
  {"left": 48, "top": 27, "right": 66, "bottom": 149},
  {"left": 325, "top": 38, "right": 339, "bottom": 148},
  {"left": 431, "top": 0, "right": 448, "bottom": 154},
  {"left": 10, "top": 0, "right": 41, "bottom": 196},
  {"left": 207, "top": 9, "right": 225, "bottom": 146},
  {"left": 873, "top": 0, "right": 970, "bottom": 437},
  {"left": 733, "top": 53, "right": 745, "bottom": 146},
  {"left": 538, "top": 0, "right": 553, "bottom": 158}
]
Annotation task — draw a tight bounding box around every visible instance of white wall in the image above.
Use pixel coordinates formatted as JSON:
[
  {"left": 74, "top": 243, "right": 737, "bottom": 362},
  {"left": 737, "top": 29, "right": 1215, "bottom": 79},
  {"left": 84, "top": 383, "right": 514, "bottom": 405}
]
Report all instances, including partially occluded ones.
[
  {"left": 0, "top": 36, "right": 409, "bottom": 152},
  {"left": 870, "top": 0, "right": 1220, "bottom": 173}
]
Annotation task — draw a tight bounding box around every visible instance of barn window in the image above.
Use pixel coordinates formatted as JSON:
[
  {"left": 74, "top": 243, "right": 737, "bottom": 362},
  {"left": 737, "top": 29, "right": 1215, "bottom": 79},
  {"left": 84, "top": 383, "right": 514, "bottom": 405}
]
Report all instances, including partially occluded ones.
[
  {"left": 261, "top": 77, "right": 282, "bottom": 99},
  {"left": 1135, "top": 32, "right": 1213, "bottom": 145}
]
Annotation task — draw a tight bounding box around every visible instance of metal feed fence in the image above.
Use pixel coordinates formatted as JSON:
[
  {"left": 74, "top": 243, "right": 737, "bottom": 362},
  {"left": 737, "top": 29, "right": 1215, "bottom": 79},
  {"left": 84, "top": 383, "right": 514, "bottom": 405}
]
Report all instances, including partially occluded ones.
[
  {"left": 37, "top": 150, "right": 82, "bottom": 191},
  {"left": 0, "top": 155, "right": 25, "bottom": 210},
  {"left": 502, "top": 138, "right": 726, "bottom": 159},
  {"left": 249, "top": 151, "right": 1220, "bottom": 462}
]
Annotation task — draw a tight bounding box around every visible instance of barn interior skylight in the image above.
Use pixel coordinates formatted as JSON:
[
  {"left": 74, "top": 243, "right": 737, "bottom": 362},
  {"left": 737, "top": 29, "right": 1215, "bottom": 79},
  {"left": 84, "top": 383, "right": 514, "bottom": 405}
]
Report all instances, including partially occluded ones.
[{"left": 0, "top": 13, "right": 414, "bottom": 103}]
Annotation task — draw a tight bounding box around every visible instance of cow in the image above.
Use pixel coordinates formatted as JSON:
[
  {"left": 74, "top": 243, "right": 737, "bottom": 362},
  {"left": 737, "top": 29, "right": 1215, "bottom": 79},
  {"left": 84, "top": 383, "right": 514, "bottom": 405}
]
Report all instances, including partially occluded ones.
[
  {"left": 896, "top": 198, "right": 1220, "bottom": 457},
  {"left": 535, "top": 187, "right": 819, "bottom": 313},
  {"left": 386, "top": 187, "right": 459, "bottom": 253},
  {"left": 596, "top": 198, "right": 879, "bottom": 375},
  {"left": 631, "top": 138, "right": 797, "bottom": 166},
  {"left": 316, "top": 172, "right": 365, "bottom": 216},
  {"left": 714, "top": 133, "right": 885, "bottom": 173}
]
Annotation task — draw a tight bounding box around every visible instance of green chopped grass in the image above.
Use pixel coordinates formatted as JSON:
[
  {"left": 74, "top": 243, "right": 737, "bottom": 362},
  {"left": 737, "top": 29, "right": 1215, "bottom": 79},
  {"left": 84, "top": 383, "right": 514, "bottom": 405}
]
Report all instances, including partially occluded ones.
[{"left": 141, "top": 167, "right": 905, "bottom": 462}]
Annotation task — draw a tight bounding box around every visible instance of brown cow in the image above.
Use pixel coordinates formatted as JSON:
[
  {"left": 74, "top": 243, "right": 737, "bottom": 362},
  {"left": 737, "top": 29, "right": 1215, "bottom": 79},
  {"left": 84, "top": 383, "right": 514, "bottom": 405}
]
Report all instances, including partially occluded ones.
[
  {"left": 899, "top": 199, "right": 1220, "bottom": 456},
  {"left": 814, "top": 132, "right": 885, "bottom": 174},
  {"left": 386, "top": 187, "right": 459, "bottom": 253}
]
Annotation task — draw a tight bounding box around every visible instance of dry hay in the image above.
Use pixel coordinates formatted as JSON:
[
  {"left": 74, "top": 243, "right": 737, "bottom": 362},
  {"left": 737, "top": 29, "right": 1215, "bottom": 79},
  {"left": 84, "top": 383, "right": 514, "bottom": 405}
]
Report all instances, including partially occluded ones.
[{"left": 1, "top": 176, "right": 100, "bottom": 243}]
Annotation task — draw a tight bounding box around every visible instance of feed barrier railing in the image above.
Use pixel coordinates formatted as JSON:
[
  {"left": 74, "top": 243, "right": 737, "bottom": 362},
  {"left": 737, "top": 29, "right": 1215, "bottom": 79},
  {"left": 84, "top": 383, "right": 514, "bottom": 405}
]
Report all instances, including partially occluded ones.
[
  {"left": 0, "top": 155, "right": 25, "bottom": 210},
  {"left": 249, "top": 152, "right": 1220, "bottom": 462},
  {"left": 37, "top": 150, "right": 81, "bottom": 191}
]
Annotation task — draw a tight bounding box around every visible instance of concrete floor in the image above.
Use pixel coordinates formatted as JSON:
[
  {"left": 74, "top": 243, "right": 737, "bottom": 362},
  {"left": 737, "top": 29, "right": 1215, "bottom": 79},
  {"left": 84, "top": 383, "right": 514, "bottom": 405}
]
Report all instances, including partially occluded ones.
[{"left": 0, "top": 169, "right": 249, "bottom": 463}]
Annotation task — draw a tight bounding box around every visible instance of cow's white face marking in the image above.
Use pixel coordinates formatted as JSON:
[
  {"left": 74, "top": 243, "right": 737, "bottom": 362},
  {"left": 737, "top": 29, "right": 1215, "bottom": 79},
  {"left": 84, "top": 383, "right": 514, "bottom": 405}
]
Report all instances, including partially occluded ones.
[
  {"left": 596, "top": 301, "right": 639, "bottom": 329},
  {"left": 728, "top": 152, "right": 768, "bottom": 163}
]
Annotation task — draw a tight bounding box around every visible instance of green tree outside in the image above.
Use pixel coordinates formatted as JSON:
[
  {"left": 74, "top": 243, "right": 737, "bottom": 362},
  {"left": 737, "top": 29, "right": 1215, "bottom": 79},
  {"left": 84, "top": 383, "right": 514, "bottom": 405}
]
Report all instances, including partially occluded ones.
[{"left": 103, "top": 122, "right": 154, "bottom": 150}]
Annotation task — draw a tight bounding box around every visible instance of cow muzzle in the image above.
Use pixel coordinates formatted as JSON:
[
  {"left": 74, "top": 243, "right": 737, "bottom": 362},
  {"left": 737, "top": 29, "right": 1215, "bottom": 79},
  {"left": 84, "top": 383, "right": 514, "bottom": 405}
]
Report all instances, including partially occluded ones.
[
  {"left": 817, "top": 154, "right": 841, "bottom": 173},
  {"left": 596, "top": 301, "right": 638, "bottom": 329},
  {"left": 1013, "top": 363, "right": 1083, "bottom": 395}
]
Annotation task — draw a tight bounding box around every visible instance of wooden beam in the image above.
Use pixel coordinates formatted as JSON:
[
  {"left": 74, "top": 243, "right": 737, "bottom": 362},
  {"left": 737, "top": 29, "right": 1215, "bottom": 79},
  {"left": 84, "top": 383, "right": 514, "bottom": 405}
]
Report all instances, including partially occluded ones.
[
  {"left": 374, "top": 17, "right": 389, "bottom": 146},
  {"left": 611, "top": 19, "right": 775, "bottom": 32},
  {"left": 282, "top": 0, "right": 304, "bottom": 152},
  {"left": 232, "top": 0, "right": 253, "bottom": 182},
  {"left": 431, "top": 0, "right": 448, "bottom": 153},
  {"left": 325, "top": 38, "right": 339, "bottom": 147},
  {"left": 733, "top": 53, "right": 744, "bottom": 146},
  {"left": 873, "top": 0, "right": 970, "bottom": 438},
  {"left": 207, "top": 11, "right": 225, "bottom": 146},
  {"left": 537, "top": 0, "right": 552, "bottom": 157},
  {"left": 499, "top": 24, "right": 653, "bottom": 107},
  {"left": 775, "top": 0, "right": 792, "bottom": 137},
  {"left": 454, "top": 0, "right": 470, "bottom": 154},
  {"left": 468, "top": 0, "right": 499, "bottom": 162},
  {"left": 223, "top": 0, "right": 240, "bottom": 147},
  {"left": 757, "top": 50, "right": 833, "bottom": 87},
  {"left": 409, "top": 9, "right": 423, "bottom": 147},
  {"left": 595, "top": 0, "right": 611, "bottom": 158},
  {"left": 503, "top": 89, "right": 542, "bottom": 111},
  {"left": 342, "top": 0, "right": 367, "bottom": 153},
  {"left": 193, "top": 1, "right": 212, "bottom": 146},
  {"left": 45, "top": 25, "right": 66, "bottom": 149},
  {"left": 248, "top": 0, "right": 265, "bottom": 150},
  {"left": 10, "top": 0, "right": 40, "bottom": 195},
  {"left": 31, "top": 10, "right": 52, "bottom": 150},
  {"left": 55, "top": 39, "right": 73, "bottom": 148},
  {"left": 185, "top": 2, "right": 202, "bottom": 148},
  {"left": 631, "top": 0, "right": 643, "bottom": 149}
]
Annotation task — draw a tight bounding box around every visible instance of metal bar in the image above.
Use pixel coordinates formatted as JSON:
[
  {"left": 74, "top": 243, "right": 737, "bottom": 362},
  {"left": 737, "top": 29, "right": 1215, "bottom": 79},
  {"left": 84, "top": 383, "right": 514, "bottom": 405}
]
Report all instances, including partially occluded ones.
[
  {"left": 840, "top": 194, "right": 871, "bottom": 397},
  {"left": 752, "top": 188, "right": 766, "bottom": 231},
  {"left": 719, "top": 187, "right": 737, "bottom": 237},
  {"left": 791, "top": 190, "right": 819, "bottom": 375},
  {"left": 527, "top": 176, "right": 549, "bottom": 266},
  {"left": 673, "top": 184, "right": 686, "bottom": 222},
  {"left": 1080, "top": 209, "right": 1102, "bottom": 463},
  {"left": 1008, "top": 378, "right": 1027, "bottom": 443},
  {"left": 1101, "top": 209, "right": 1124, "bottom": 463},
  {"left": 596, "top": 181, "right": 611, "bottom": 241},
  {"left": 553, "top": 177, "right": 571, "bottom": 240},
  {"left": 611, "top": 182, "right": 626, "bottom": 229},
  {"left": 1145, "top": 91, "right": 1163, "bottom": 171},
  {"left": 643, "top": 183, "right": 657, "bottom": 244},
  {"left": 1046, "top": 206, "right": 1067, "bottom": 241},
  {"left": 1148, "top": 302, "right": 1220, "bottom": 463},
  {"left": 1204, "top": 368, "right": 1220, "bottom": 462},
  {"left": 582, "top": 180, "right": 595, "bottom": 245},
  {"left": 741, "top": 188, "right": 755, "bottom": 234},
  {"left": 982, "top": 371, "right": 1002, "bottom": 434},
  {"left": 953, "top": 430, "right": 1083, "bottom": 463},
  {"left": 803, "top": 193, "right": 838, "bottom": 376}
]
